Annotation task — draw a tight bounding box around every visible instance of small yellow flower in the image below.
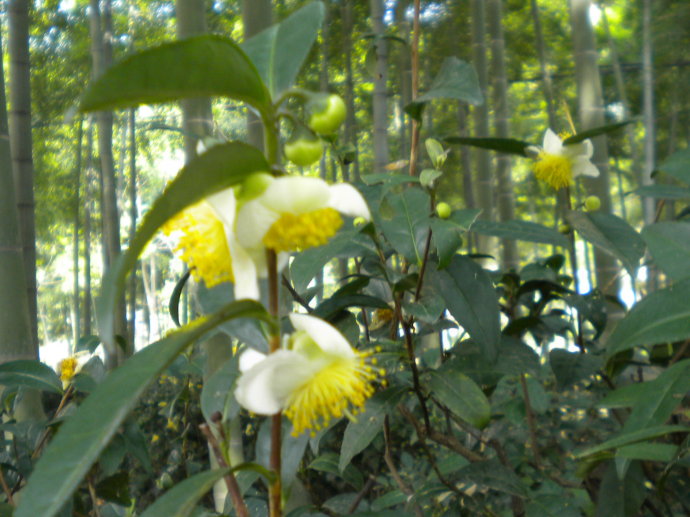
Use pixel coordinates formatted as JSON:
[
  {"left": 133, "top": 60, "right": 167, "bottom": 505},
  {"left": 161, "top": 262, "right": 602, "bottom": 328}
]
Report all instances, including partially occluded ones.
[
  {"left": 151, "top": 434, "right": 160, "bottom": 443},
  {"left": 235, "top": 314, "right": 383, "bottom": 436},
  {"left": 532, "top": 129, "right": 599, "bottom": 189},
  {"left": 58, "top": 357, "right": 79, "bottom": 386}
]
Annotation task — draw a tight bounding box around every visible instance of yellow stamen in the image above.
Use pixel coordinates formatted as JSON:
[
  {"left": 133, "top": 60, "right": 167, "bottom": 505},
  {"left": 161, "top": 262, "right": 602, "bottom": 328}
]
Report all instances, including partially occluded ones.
[
  {"left": 58, "top": 357, "right": 78, "bottom": 384},
  {"left": 263, "top": 207, "right": 343, "bottom": 252},
  {"left": 283, "top": 353, "right": 380, "bottom": 436},
  {"left": 163, "top": 202, "right": 234, "bottom": 287},
  {"left": 533, "top": 151, "right": 573, "bottom": 190}
]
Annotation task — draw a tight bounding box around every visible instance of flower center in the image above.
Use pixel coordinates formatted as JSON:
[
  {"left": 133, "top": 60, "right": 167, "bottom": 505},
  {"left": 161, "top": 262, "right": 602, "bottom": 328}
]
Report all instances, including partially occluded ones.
[
  {"left": 263, "top": 207, "right": 343, "bottom": 252},
  {"left": 163, "top": 202, "right": 234, "bottom": 287},
  {"left": 59, "top": 357, "right": 78, "bottom": 383},
  {"left": 534, "top": 151, "right": 573, "bottom": 190},
  {"left": 283, "top": 354, "right": 380, "bottom": 436}
]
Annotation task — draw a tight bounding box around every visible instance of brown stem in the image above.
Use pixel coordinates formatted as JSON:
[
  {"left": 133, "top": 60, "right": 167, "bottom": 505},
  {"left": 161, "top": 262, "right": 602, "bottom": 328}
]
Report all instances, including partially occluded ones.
[
  {"left": 563, "top": 186, "right": 585, "bottom": 352},
  {"left": 32, "top": 384, "right": 74, "bottom": 460},
  {"left": 266, "top": 249, "right": 282, "bottom": 517},
  {"left": 281, "top": 274, "right": 312, "bottom": 312},
  {"left": 199, "top": 424, "right": 249, "bottom": 517},
  {"left": 519, "top": 374, "right": 541, "bottom": 467},
  {"left": 87, "top": 474, "right": 103, "bottom": 517},
  {"left": 407, "top": 0, "right": 421, "bottom": 177},
  {"left": 347, "top": 475, "right": 376, "bottom": 514},
  {"left": 384, "top": 416, "right": 424, "bottom": 517},
  {"left": 0, "top": 466, "right": 14, "bottom": 506}
]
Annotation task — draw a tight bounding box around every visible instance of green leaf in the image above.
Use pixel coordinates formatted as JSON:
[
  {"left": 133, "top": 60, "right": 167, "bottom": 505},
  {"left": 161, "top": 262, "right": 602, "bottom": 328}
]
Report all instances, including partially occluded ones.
[
  {"left": 566, "top": 211, "right": 645, "bottom": 276},
  {"left": 200, "top": 354, "right": 241, "bottom": 423},
  {"left": 313, "top": 294, "right": 389, "bottom": 320},
  {"left": 419, "top": 168, "right": 443, "bottom": 188},
  {"left": 416, "top": 57, "right": 483, "bottom": 105},
  {"left": 457, "top": 460, "right": 529, "bottom": 498},
  {"left": 593, "top": 462, "right": 645, "bottom": 517},
  {"left": 430, "top": 219, "right": 464, "bottom": 269},
  {"left": 425, "top": 138, "right": 447, "bottom": 168},
  {"left": 607, "top": 279, "right": 690, "bottom": 357},
  {"left": 616, "top": 442, "right": 679, "bottom": 462},
  {"left": 561, "top": 120, "right": 633, "bottom": 144},
  {"left": 377, "top": 188, "right": 431, "bottom": 264},
  {"left": 432, "top": 256, "right": 501, "bottom": 360},
  {"left": 80, "top": 35, "right": 270, "bottom": 114},
  {"left": 241, "top": 2, "right": 324, "bottom": 98},
  {"left": 444, "top": 136, "right": 533, "bottom": 156},
  {"left": 308, "top": 452, "right": 364, "bottom": 490},
  {"left": 575, "top": 424, "right": 690, "bottom": 458},
  {"left": 654, "top": 147, "right": 690, "bottom": 185},
  {"left": 339, "top": 387, "right": 407, "bottom": 472},
  {"left": 290, "top": 229, "right": 359, "bottom": 292},
  {"left": 139, "top": 469, "right": 229, "bottom": 517},
  {"left": 361, "top": 172, "right": 420, "bottom": 186},
  {"left": 631, "top": 184, "right": 690, "bottom": 199},
  {"left": 0, "top": 360, "right": 62, "bottom": 394},
  {"left": 15, "top": 300, "right": 271, "bottom": 517},
  {"left": 641, "top": 222, "right": 690, "bottom": 281},
  {"left": 549, "top": 349, "right": 602, "bottom": 390},
  {"left": 168, "top": 270, "right": 191, "bottom": 327},
  {"left": 97, "top": 142, "right": 268, "bottom": 351},
  {"left": 472, "top": 219, "right": 568, "bottom": 247},
  {"left": 429, "top": 367, "right": 490, "bottom": 428}
]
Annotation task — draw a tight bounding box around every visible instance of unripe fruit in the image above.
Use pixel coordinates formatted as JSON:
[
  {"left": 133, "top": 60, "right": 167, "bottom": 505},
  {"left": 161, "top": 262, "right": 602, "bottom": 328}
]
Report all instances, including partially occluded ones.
[
  {"left": 558, "top": 223, "right": 572, "bottom": 234},
  {"left": 237, "top": 172, "right": 273, "bottom": 202},
  {"left": 584, "top": 195, "right": 601, "bottom": 211},
  {"left": 436, "top": 202, "right": 452, "bottom": 219},
  {"left": 308, "top": 94, "right": 347, "bottom": 135},
  {"left": 353, "top": 216, "right": 367, "bottom": 227},
  {"left": 284, "top": 137, "right": 324, "bottom": 167}
]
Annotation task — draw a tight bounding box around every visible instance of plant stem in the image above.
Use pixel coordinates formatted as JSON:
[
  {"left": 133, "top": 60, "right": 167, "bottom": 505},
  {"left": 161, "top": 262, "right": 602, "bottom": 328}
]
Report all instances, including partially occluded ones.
[{"left": 266, "top": 249, "right": 282, "bottom": 517}]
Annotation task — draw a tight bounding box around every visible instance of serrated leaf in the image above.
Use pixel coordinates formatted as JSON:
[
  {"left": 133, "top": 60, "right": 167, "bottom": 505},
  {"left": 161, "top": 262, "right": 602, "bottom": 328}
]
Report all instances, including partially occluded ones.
[
  {"left": 241, "top": 2, "right": 324, "bottom": 97},
  {"left": 377, "top": 188, "right": 431, "bottom": 264},
  {"left": 339, "top": 387, "right": 407, "bottom": 472},
  {"left": 97, "top": 142, "right": 268, "bottom": 352},
  {"left": 432, "top": 256, "right": 501, "bottom": 360},
  {"left": 472, "top": 219, "right": 568, "bottom": 247},
  {"left": 654, "top": 147, "right": 690, "bottom": 185},
  {"left": 607, "top": 279, "right": 690, "bottom": 356},
  {"left": 562, "top": 120, "right": 633, "bottom": 144},
  {"left": 641, "top": 222, "right": 690, "bottom": 281},
  {"left": 80, "top": 35, "right": 270, "bottom": 114},
  {"left": 429, "top": 368, "right": 490, "bottom": 428},
  {"left": 139, "top": 469, "right": 229, "bottom": 517},
  {"left": 15, "top": 300, "right": 271, "bottom": 517},
  {"left": 444, "top": 136, "right": 533, "bottom": 156},
  {"left": 0, "top": 360, "right": 62, "bottom": 394},
  {"left": 566, "top": 211, "right": 645, "bottom": 276}
]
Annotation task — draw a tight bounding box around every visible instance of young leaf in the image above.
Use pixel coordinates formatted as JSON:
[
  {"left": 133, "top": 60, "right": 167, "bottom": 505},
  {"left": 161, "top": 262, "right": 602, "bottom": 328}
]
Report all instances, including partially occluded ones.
[
  {"left": 15, "top": 300, "right": 271, "bottom": 517},
  {"left": 80, "top": 35, "right": 271, "bottom": 115},
  {"left": 566, "top": 211, "right": 645, "bottom": 276},
  {"left": 241, "top": 2, "right": 325, "bottom": 97},
  {"left": 97, "top": 142, "right": 268, "bottom": 352}
]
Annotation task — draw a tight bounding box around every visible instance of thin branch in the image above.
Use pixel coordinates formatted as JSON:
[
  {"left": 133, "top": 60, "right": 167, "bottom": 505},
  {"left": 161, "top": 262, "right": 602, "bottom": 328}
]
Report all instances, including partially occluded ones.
[
  {"left": 519, "top": 374, "right": 541, "bottom": 467},
  {"left": 383, "top": 416, "right": 424, "bottom": 517},
  {"left": 281, "top": 274, "right": 312, "bottom": 312},
  {"left": 347, "top": 475, "right": 376, "bottom": 514}
]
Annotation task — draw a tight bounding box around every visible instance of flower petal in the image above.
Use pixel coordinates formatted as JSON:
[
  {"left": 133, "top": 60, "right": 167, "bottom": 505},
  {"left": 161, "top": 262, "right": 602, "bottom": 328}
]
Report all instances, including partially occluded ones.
[
  {"left": 571, "top": 156, "right": 600, "bottom": 178},
  {"left": 206, "top": 188, "right": 237, "bottom": 228},
  {"left": 228, "top": 236, "right": 261, "bottom": 300},
  {"left": 327, "top": 184, "right": 371, "bottom": 220},
  {"left": 289, "top": 313, "right": 355, "bottom": 357},
  {"left": 543, "top": 128, "right": 563, "bottom": 153},
  {"left": 234, "top": 350, "right": 310, "bottom": 415},
  {"left": 239, "top": 348, "right": 266, "bottom": 372},
  {"left": 235, "top": 200, "right": 279, "bottom": 250},
  {"left": 260, "top": 177, "right": 331, "bottom": 214}
]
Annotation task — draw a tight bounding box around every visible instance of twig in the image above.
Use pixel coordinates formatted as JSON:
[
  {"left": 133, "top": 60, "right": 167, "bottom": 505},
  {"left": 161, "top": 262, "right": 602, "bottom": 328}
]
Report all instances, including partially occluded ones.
[
  {"left": 489, "top": 440, "right": 525, "bottom": 517},
  {"left": 347, "top": 475, "right": 376, "bottom": 514},
  {"left": 0, "top": 467, "right": 14, "bottom": 506},
  {"left": 383, "top": 416, "right": 424, "bottom": 517},
  {"left": 670, "top": 340, "right": 689, "bottom": 365},
  {"left": 31, "top": 384, "right": 74, "bottom": 460},
  {"left": 519, "top": 374, "right": 541, "bottom": 467},
  {"left": 87, "top": 474, "right": 102, "bottom": 517},
  {"left": 281, "top": 274, "right": 312, "bottom": 312},
  {"left": 407, "top": 0, "right": 421, "bottom": 177},
  {"left": 199, "top": 423, "right": 249, "bottom": 517}
]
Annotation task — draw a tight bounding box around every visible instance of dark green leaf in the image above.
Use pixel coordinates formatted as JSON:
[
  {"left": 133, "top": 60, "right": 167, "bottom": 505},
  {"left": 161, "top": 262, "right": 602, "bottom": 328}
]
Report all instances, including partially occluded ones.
[
  {"left": 339, "top": 387, "right": 407, "bottom": 472},
  {"left": 607, "top": 279, "right": 690, "bottom": 356},
  {"left": 200, "top": 354, "right": 241, "bottom": 423},
  {"left": 429, "top": 367, "right": 490, "bottom": 428},
  {"left": 549, "top": 349, "right": 602, "bottom": 390},
  {"left": 641, "top": 222, "right": 690, "bottom": 281},
  {"left": 654, "top": 147, "right": 690, "bottom": 185},
  {"left": 241, "top": 2, "right": 324, "bottom": 97},
  {"left": 308, "top": 452, "right": 364, "bottom": 490},
  {"left": 433, "top": 256, "right": 501, "bottom": 361},
  {"left": 97, "top": 142, "right": 268, "bottom": 351},
  {"left": 75, "top": 335, "right": 101, "bottom": 354},
  {"left": 377, "top": 188, "right": 431, "bottom": 264},
  {"left": 290, "top": 229, "right": 359, "bottom": 292},
  {"left": 95, "top": 472, "right": 130, "bottom": 506},
  {"left": 616, "top": 442, "right": 678, "bottom": 462},
  {"left": 430, "top": 218, "right": 464, "bottom": 269},
  {"left": 80, "top": 35, "right": 270, "bottom": 114},
  {"left": 562, "top": 120, "right": 634, "bottom": 144},
  {"left": 575, "top": 425, "right": 690, "bottom": 458},
  {"left": 472, "top": 219, "right": 568, "bottom": 247},
  {"left": 457, "top": 460, "right": 529, "bottom": 498},
  {"left": 594, "top": 462, "right": 645, "bottom": 517},
  {"left": 0, "top": 360, "right": 62, "bottom": 394},
  {"left": 416, "top": 57, "right": 483, "bottom": 105},
  {"left": 566, "top": 211, "right": 645, "bottom": 276},
  {"left": 168, "top": 270, "right": 191, "bottom": 327},
  {"left": 360, "top": 173, "right": 420, "bottom": 186},
  {"left": 631, "top": 184, "right": 690, "bottom": 199},
  {"left": 139, "top": 469, "right": 229, "bottom": 517},
  {"left": 15, "top": 300, "right": 271, "bottom": 517},
  {"left": 444, "top": 136, "right": 533, "bottom": 156},
  {"left": 313, "top": 294, "right": 389, "bottom": 320}
]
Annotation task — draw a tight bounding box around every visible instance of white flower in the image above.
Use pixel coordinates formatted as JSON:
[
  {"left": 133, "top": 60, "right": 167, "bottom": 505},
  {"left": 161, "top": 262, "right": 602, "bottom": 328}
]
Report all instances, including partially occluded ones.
[
  {"left": 235, "top": 176, "right": 371, "bottom": 254},
  {"left": 234, "top": 313, "right": 382, "bottom": 436},
  {"left": 533, "top": 129, "right": 599, "bottom": 189}
]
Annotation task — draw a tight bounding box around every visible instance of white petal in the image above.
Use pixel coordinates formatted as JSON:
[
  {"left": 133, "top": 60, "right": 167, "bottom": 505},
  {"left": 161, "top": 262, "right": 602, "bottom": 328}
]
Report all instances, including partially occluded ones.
[
  {"left": 234, "top": 350, "right": 309, "bottom": 415},
  {"left": 229, "top": 237, "right": 261, "bottom": 300},
  {"left": 571, "top": 156, "right": 600, "bottom": 178},
  {"left": 235, "top": 200, "right": 278, "bottom": 250},
  {"left": 581, "top": 139, "right": 594, "bottom": 159},
  {"left": 239, "top": 348, "right": 266, "bottom": 372},
  {"left": 289, "top": 313, "right": 355, "bottom": 357},
  {"left": 206, "top": 188, "right": 237, "bottom": 228},
  {"left": 327, "top": 184, "right": 371, "bottom": 220},
  {"left": 543, "top": 129, "right": 563, "bottom": 154},
  {"left": 260, "top": 177, "right": 330, "bottom": 214}
]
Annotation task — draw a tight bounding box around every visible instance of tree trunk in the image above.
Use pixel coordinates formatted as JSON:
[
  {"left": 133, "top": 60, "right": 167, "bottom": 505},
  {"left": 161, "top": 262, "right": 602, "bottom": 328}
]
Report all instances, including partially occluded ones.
[
  {"left": 641, "top": 0, "right": 655, "bottom": 226},
  {"left": 488, "top": 0, "right": 518, "bottom": 270},
  {"left": 73, "top": 118, "right": 83, "bottom": 351},
  {"left": 342, "top": 0, "right": 358, "bottom": 181},
  {"left": 471, "top": 0, "right": 493, "bottom": 253},
  {"left": 530, "top": 0, "right": 558, "bottom": 130},
  {"left": 89, "top": 0, "right": 126, "bottom": 365},
  {"left": 127, "top": 109, "right": 137, "bottom": 348},
  {"left": 570, "top": 0, "right": 618, "bottom": 295},
  {"left": 84, "top": 120, "right": 94, "bottom": 338},
  {"left": 242, "top": 0, "right": 272, "bottom": 150},
  {"left": 370, "top": 0, "right": 389, "bottom": 173},
  {"left": 8, "top": 0, "right": 38, "bottom": 349}
]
